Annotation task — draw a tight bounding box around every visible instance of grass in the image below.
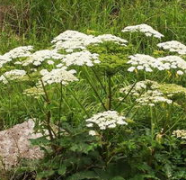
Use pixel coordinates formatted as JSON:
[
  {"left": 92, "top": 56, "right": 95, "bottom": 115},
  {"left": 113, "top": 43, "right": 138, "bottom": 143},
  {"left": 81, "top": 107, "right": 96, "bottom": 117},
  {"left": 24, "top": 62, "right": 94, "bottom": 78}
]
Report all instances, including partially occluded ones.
[{"left": 1, "top": 0, "right": 186, "bottom": 51}]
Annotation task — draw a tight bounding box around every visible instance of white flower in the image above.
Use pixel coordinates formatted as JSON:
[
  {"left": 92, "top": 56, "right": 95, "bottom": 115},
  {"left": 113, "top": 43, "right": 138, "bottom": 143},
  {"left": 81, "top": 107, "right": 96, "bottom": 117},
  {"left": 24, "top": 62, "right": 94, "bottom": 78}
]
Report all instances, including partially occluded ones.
[
  {"left": 56, "top": 63, "right": 64, "bottom": 68},
  {"left": 4, "top": 46, "right": 33, "bottom": 60},
  {"left": 51, "top": 30, "right": 99, "bottom": 52},
  {"left": 157, "top": 41, "right": 186, "bottom": 55},
  {"left": 177, "top": 70, "right": 184, "bottom": 75},
  {"left": 0, "top": 55, "right": 11, "bottom": 68},
  {"left": 0, "top": 69, "right": 27, "bottom": 84},
  {"left": 127, "top": 66, "right": 136, "bottom": 72},
  {"left": 47, "top": 60, "right": 54, "bottom": 65},
  {"left": 51, "top": 30, "right": 127, "bottom": 52},
  {"left": 86, "top": 111, "right": 127, "bottom": 131},
  {"left": 127, "top": 54, "right": 186, "bottom": 74},
  {"left": 157, "top": 56, "right": 186, "bottom": 74},
  {"left": 120, "top": 80, "right": 159, "bottom": 98},
  {"left": 108, "top": 124, "right": 117, "bottom": 128},
  {"left": 127, "top": 54, "right": 164, "bottom": 72},
  {"left": 172, "top": 129, "right": 186, "bottom": 139},
  {"left": 23, "top": 86, "right": 45, "bottom": 99},
  {"left": 122, "top": 24, "right": 164, "bottom": 39},
  {"left": 86, "top": 123, "right": 94, "bottom": 127},
  {"left": 137, "top": 65, "right": 144, "bottom": 70},
  {"left": 40, "top": 67, "right": 78, "bottom": 86},
  {"left": 0, "top": 46, "right": 33, "bottom": 68},
  {"left": 61, "top": 50, "right": 100, "bottom": 67},
  {"left": 95, "top": 34, "right": 127, "bottom": 46},
  {"left": 21, "top": 49, "right": 64, "bottom": 66},
  {"left": 89, "top": 130, "right": 98, "bottom": 136},
  {"left": 136, "top": 90, "right": 172, "bottom": 106}
]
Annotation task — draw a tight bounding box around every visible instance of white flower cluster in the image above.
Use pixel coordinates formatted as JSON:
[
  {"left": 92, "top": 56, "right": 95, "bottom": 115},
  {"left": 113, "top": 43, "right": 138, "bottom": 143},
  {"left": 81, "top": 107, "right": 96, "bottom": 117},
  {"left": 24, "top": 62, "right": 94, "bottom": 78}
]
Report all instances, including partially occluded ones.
[
  {"left": 86, "top": 111, "right": 127, "bottom": 135},
  {"left": 122, "top": 24, "right": 164, "bottom": 39},
  {"left": 40, "top": 67, "right": 78, "bottom": 85},
  {"left": 0, "top": 55, "right": 11, "bottom": 68},
  {"left": 136, "top": 90, "right": 172, "bottom": 106},
  {"left": 157, "top": 41, "right": 186, "bottom": 55},
  {"left": 95, "top": 34, "right": 127, "bottom": 46},
  {"left": 23, "top": 86, "right": 45, "bottom": 99},
  {"left": 51, "top": 30, "right": 127, "bottom": 52},
  {"left": 157, "top": 56, "right": 186, "bottom": 75},
  {"left": 20, "top": 49, "right": 64, "bottom": 66},
  {"left": 0, "top": 46, "right": 33, "bottom": 68},
  {"left": 61, "top": 50, "right": 100, "bottom": 66},
  {"left": 172, "top": 129, "right": 186, "bottom": 140},
  {"left": 127, "top": 54, "right": 163, "bottom": 72},
  {"left": 0, "top": 119, "right": 43, "bottom": 169},
  {"left": 119, "top": 80, "right": 172, "bottom": 106},
  {"left": 120, "top": 80, "right": 159, "bottom": 97},
  {"left": 0, "top": 69, "right": 26, "bottom": 84},
  {"left": 127, "top": 54, "right": 186, "bottom": 75},
  {"left": 3, "top": 46, "right": 33, "bottom": 60}
]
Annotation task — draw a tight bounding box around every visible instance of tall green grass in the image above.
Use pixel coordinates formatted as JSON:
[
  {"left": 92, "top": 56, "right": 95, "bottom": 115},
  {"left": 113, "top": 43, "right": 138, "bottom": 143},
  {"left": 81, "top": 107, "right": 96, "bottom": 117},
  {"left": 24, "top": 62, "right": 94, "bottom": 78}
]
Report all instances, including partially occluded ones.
[{"left": 1, "top": 0, "right": 186, "bottom": 50}]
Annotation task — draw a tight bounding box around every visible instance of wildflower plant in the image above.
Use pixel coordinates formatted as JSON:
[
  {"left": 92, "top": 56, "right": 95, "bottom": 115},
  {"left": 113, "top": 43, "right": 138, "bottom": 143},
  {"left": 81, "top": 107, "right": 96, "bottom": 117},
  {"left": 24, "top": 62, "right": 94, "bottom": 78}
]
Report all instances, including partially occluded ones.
[{"left": 1, "top": 25, "right": 186, "bottom": 179}]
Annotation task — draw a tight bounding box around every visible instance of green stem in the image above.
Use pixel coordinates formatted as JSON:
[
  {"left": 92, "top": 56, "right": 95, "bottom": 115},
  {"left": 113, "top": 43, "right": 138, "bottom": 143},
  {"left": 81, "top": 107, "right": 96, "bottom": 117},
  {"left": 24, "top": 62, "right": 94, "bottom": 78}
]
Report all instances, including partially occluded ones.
[
  {"left": 40, "top": 80, "right": 55, "bottom": 141},
  {"left": 91, "top": 67, "right": 107, "bottom": 94},
  {"left": 107, "top": 74, "right": 112, "bottom": 110},
  {"left": 150, "top": 106, "right": 154, "bottom": 144},
  {"left": 67, "top": 87, "right": 90, "bottom": 118},
  {"left": 58, "top": 82, "right": 63, "bottom": 121},
  {"left": 116, "top": 81, "right": 137, "bottom": 109},
  {"left": 83, "top": 67, "right": 107, "bottom": 111}
]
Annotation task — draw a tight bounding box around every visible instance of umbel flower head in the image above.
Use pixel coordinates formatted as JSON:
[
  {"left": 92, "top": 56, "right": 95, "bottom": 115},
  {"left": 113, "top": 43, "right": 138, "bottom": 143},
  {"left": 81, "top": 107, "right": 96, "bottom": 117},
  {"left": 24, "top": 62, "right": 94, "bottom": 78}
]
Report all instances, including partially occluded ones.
[
  {"left": 122, "top": 24, "right": 164, "bottom": 39},
  {"left": 172, "top": 129, "right": 186, "bottom": 140},
  {"left": 157, "top": 56, "right": 186, "bottom": 75},
  {"left": 61, "top": 50, "right": 100, "bottom": 67},
  {"left": 0, "top": 46, "right": 33, "bottom": 68},
  {"left": 23, "top": 86, "right": 45, "bottom": 99},
  {"left": 120, "top": 80, "right": 159, "bottom": 98},
  {"left": 127, "top": 54, "right": 186, "bottom": 75},
  {"left": 136, "top": 90, "right": 172, "bottom": 107},
  {"left": 119, "top": 80, "right": 173, "bottom": 107},
  {"left": 86, "top": 111, "right": 127, "bottom": 135},
  {"left": 51, "top": 30, "right": 99, "bottom": 52},
  {"left": 0, "top": 69, "right": 27, "bottom": 84},
  {"left": 51, "top": 30, "right": 127, "bottom": 52},
  {"left": 40, "top": 67, "right": 78, "bottom": 86},
  {"left": 95, "top": 34, "right": 127, "bottom": 46},
  {"left": 157, "top": 40, "right": 186, "bottom": 55},
  {"left": 127, "top": 54, "right": 163, "bottom": 72},
  {"left": 21, "top": 49, "right": 64, "bottom": 66},
  {"left": 3, "top": 46, "right": 33, "bottom": 60}
]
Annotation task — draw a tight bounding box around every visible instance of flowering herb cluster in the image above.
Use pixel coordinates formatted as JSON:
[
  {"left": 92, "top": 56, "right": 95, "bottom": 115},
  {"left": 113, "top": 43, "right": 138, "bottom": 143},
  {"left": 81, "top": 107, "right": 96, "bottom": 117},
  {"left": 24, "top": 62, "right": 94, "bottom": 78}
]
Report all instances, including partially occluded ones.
[{"left": 1, "top": 24, "right": 186, "bottom": 179}]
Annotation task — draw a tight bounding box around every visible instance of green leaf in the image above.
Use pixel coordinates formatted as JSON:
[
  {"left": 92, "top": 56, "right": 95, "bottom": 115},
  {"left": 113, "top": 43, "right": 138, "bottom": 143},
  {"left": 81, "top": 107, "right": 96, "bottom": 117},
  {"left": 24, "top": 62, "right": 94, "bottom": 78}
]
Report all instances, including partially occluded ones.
[
  {"left": 37, "top": 170, "right": 55, "bottom": 178},
  {"left": 58, "top": 166, "right": 67, "bottom": 176},
  {"left": 67, "top": 171, "right": 99, "bottom": 180},
  {"left": 112, "top": 176, "right": 125, "bottom": 180}
]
